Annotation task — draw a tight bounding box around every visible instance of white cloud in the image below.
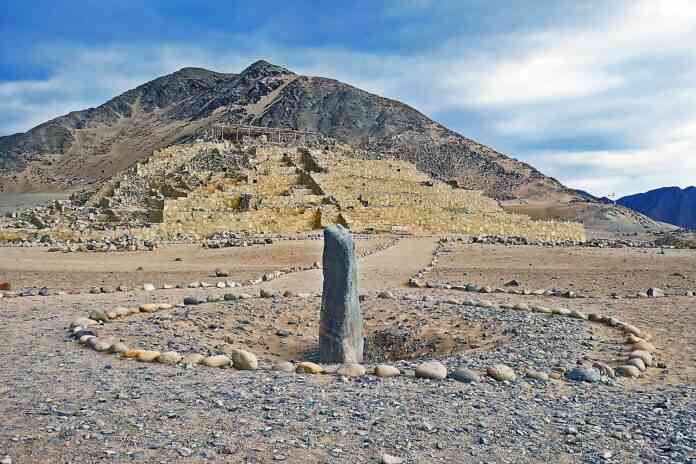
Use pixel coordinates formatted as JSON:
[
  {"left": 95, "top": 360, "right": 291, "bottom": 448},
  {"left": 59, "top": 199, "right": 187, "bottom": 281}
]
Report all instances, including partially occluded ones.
[
  {"left": 2, "top": 0, "right": 695, "bottom": 196},
  {"left": 528, "top": 132, "right": 696, "bottom": 197}
]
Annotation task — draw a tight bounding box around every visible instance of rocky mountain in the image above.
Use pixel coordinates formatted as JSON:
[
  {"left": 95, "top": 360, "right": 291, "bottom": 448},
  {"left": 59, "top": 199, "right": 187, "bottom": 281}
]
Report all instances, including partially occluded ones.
[
  {"left": 618, "top": 187, "right": 696, "bottom": 230},
  {"left": 0, "top": 60, "right": 676, "bottom": 237},
  {"left": 0, "top": 60, "right": 565, "bottom": 198}
]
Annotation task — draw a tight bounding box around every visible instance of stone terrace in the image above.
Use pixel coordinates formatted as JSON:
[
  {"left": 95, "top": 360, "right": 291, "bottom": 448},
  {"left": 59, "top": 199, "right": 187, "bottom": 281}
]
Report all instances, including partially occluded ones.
[{"left": 89, "top": 138, "right": 585, "bottom": 240}]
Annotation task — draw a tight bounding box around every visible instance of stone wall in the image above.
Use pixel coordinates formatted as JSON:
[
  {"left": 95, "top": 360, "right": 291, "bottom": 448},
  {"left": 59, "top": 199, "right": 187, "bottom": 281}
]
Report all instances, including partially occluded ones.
[{"left": 87, "top": 139, "right": 586, "bottom": 241}]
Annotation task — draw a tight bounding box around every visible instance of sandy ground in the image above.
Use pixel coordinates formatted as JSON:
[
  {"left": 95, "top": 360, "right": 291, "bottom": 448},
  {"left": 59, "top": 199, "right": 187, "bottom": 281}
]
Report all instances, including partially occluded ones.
[
  {"left": 431, "top": 243, "right": 696, "bottom": 296},
  {"left": 427, "top": 243, "right": 696, "bottom": 387},
  {"left": 1, "top": 237, "right": 695, "bottom": 463},
  {"left": 0, "top": 237, "right": 394, "bottom": 291}
]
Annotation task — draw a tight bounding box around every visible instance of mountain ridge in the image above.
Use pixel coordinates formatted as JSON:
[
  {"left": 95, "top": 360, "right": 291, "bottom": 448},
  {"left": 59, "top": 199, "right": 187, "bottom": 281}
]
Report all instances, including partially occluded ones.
[
  {"left": 0, "top": 60, "right": 678, "bottom": 238},
  {"left": 618, "top": 186, "right": 696, "bottom": 230},
  {"left": 0, "top": 60, "right": 568, "bottom": 201}
]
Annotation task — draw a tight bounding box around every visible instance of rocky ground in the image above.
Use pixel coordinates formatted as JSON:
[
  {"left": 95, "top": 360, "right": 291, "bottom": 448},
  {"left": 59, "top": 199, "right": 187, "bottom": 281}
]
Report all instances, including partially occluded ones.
[{"left": 1, "top": 238, "right": 695, "bottom": 463}]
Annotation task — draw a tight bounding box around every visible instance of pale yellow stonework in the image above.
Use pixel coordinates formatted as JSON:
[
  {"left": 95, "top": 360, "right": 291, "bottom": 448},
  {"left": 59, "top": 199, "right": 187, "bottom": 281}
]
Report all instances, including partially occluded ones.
[{"left": 105, "top": 141, "right": 584, "bottom": 241}]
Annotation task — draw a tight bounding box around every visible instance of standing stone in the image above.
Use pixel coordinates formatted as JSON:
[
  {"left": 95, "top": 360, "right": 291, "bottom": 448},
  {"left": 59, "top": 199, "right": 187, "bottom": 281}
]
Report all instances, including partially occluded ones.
[{"left": 319, "top": 225, "right": 363, "bottom": 364}]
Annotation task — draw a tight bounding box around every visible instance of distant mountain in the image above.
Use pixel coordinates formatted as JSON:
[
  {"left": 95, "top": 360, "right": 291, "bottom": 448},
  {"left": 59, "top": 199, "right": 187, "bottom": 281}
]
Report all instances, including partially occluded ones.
[{"left": 618, "top": 187, "right": 696, "bottom": 229}]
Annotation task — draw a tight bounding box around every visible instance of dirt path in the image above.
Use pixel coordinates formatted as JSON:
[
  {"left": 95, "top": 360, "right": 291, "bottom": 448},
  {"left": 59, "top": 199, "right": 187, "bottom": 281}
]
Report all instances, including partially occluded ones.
[{"left": 258, "top": 237, "right": 437, "bottom": 294}]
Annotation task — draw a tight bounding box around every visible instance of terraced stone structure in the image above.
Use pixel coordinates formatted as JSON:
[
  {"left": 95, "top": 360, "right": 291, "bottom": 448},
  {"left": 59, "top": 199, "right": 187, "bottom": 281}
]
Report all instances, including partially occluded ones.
[{"left": 80, "top": 133, "right": 585, "bottom": 240}]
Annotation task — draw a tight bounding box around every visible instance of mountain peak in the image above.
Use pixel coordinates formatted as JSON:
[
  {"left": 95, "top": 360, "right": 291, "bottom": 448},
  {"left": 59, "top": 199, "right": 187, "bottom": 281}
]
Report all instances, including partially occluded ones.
[
  {"left": 618, "top": 186, "right": 696, "bottom": 229},
  {"left": 239, "top": 60, "right": 294, "bottom": 79},
  {"left": 170, "top": 66, "right": 218, "bottom": 78}
]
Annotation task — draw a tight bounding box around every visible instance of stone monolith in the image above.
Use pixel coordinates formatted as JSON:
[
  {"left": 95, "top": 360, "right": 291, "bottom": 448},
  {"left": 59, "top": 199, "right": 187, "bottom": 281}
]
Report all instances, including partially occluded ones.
[{"left": 319, "top": 225, "right": 363, "bottom": 363}]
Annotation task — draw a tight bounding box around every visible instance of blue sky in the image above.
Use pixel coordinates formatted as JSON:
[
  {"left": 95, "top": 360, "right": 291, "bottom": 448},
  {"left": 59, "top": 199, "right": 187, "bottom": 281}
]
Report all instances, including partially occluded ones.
[{"left": 2, "top": 0, "right": 695, "bottom": 196}]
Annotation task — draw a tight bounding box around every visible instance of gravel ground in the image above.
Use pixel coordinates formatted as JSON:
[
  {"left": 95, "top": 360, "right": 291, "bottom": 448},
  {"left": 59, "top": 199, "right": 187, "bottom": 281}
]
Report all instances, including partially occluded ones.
[{"left": 1, "top": 238, "right": 695, "bottom": 463}]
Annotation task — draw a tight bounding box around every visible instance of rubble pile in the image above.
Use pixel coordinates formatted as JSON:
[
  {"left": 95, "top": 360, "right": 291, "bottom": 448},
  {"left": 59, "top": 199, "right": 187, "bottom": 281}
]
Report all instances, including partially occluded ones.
[
  {"left": 42, "top": 234, "right": 161, "bottom": 253},
  {"left": 202, "top": 231, "right": 273, "bottom": 249},
  {"left": 451, "top": 235, "right": 665, "bottom": 249}
]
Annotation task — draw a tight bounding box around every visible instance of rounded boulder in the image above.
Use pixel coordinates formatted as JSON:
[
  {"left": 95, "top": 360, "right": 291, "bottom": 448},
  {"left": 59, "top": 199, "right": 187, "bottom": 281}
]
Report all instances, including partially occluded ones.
[
  {"left": 374, "top": 365, "right": 401, "bottom": 378},
  {"left": 415, "top": 361, "right": 447, "bottom": 380},
  {"left": 487, "top": 364, "right": 517, "bottom": 382},
  {"left": 450, "top": 368, "right": 481, "bottom": 383},
  {"left": 230, "top": 349, "right": 258, "bottom": 370},
  {"left": 296, "top": 362, "right": 323, "bottom": 374},
  {"left": 202, "top": 355, "right": 232, "bottom": 368}
]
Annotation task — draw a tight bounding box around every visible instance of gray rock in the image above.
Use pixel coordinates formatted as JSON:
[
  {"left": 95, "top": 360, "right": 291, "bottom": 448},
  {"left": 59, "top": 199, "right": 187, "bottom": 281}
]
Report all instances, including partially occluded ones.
[
  {"left": 260, "top": 288, "right": 278, "bottom": 298},
  {"left": 592, "top": 361, "right": 615, "bottom": 378},
  {"left": 450, "top": 368, "right": 481, "bottom": 383},
  {"left": 565, "top": 367, "right": 601, "bottom": 383},
  {"left": 627, "top": 357, "right": 646, "bottom": 372},
  {"left": 525, "top": 370, "right": 550, "bottom": 382},
  {"left": 380, "top": 454, "right": 404, "bottom": 464},
  {"left": 319, "top": 225, "right": 363, "bottom": 364},
  {"left": 230, "top": 349, "right": 258, "bottom": 370},
  {"left": 181, "top": 353, "right": 205, "bottom": 365},
  {"left": 91, "top": 338, "right": 114, "bottom": 352},
  {"left": 647, "top": 287, "right": 665, "bottom": 297},
  {"left": 88, "top": 309, "right": 109, "bottom": 322},
  {"left": 616, "top": 365, "right": 641, "bottom": 378},
  {"left": 629, "top": 350, "right": 654, "bottom": 367},
  {"left": 272, "top": 361, "right": 295, "bottom": 372}
]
